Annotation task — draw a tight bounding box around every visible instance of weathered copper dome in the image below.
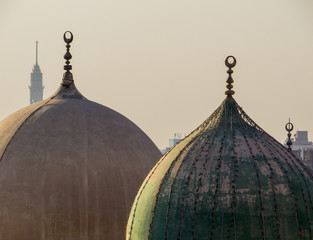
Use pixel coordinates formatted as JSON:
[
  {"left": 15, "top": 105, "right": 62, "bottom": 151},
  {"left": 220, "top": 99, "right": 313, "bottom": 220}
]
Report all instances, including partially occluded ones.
[
  {"left": 0, "top": 32, "right": 161, "bottom": 240},
  {"left": 126, "top": 56, "right": 313, "bottom": 239}
]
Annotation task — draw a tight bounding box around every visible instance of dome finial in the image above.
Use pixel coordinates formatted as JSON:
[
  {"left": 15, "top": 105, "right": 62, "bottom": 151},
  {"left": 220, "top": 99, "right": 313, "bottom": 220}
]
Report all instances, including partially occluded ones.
[
  {"left": 62, "top": 31, "right": 74, "bottom": 87},
  {"left": 285, "top": 118, "right": 294, "bottom": 151},
  {"left": 225, "top": 56, "right": 236, "bottom": 96}
]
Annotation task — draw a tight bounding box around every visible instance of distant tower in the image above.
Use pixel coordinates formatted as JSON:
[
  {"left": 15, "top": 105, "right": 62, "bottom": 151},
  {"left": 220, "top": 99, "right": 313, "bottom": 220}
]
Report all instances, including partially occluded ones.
[{"left": 29, "top": 41, "right": 44, "bottom": 104}]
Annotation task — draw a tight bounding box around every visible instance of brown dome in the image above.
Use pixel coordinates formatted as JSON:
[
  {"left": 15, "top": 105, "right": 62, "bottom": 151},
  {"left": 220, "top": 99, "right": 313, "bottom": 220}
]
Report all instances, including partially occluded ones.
[{"left": 0, "top": 32, "right": 161, "bottom": 240}]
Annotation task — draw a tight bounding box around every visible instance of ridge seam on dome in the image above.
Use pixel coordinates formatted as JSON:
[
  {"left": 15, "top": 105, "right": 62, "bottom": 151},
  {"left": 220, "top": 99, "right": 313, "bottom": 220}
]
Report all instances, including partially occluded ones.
[
  {"left": 189, "top": 112, "right": 221, "bottom": 239},
  {"left": 0, "top": 95, "right": 58, "bottom": 164},
  {"left": 190, "top": 105, "right": 224, "bottom": 238},
  {"left": 257, "top": 136, "right": 288, "bottom": 238},
  {"left": 162, "top": 103, "right": 224, "bottom": 239},
  {"left": 254, "top": 136, "right": 281, "bottom": 238},
  {"left": 285, "top": 153, "right": 313, "bottom": 230},
  {"left": 148, "top": 133, "right": 203, "bottom": 239},
  {"left": 277, "top": 142, "right": 313, "bottom": 238},
  {"left": 149, "top": 135, "right": 201, "bottom": 239},
  {"left": 288, "top": 148, "right": 313, "bottom": 180},
  {"left": 270, "top": 135, "right": 313, "bottom": 208},
  {"left": 226, "top": 107, "right": 239, "bottom": 239},
  {"left": 164, "top": 113, "right": 221, "bottom": 239},
  {"left": 238, "top": 110, "right": 266, "bottom": 239},
  {"left": 209, "top": 109, "right": 228, "bottom": 240},
  {"left": 191, "top": 117, "right": 224, "bottom": 238},
  {"left": 262, "top": 133, "right": 303, "bottom": 237},
  {"left": 265, "top": 134, "right": 313, "bottom": 237},
  {"left": 233, "top": 100, "right": 264, "bottom": 133},
  {"left": 238, "top": 103, "right": 281, "bottom": 239}
]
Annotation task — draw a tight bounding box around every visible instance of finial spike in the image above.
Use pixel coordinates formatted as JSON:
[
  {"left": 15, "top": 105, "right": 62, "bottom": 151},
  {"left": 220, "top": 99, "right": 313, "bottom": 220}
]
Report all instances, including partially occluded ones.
[
  {"left": 35, "top": 41, "right": 38, "bottom": 65},
  {"left": 285, "top": 119, "right": 294, "bottom": 151},
  {"left": 62, "top": 31, "right": 74, "bottom": 87},
  {"left": 225, "top": 56, "right": 236, "bottom": 97}
]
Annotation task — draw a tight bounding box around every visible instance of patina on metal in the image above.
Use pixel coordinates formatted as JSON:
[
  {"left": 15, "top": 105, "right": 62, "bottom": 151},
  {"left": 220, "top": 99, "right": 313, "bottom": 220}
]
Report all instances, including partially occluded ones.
[
  {"left": 127, "top": 56, "right": 313, "bottom": 240},
  {"left": 285, "top": 119, "right": 294, "bottom": 151},
  {"left": 225, "top": 55, "right": 236, "bottom": 96},
  {"left": 62, "top": 31, "right": 74, "bottom": 87}
]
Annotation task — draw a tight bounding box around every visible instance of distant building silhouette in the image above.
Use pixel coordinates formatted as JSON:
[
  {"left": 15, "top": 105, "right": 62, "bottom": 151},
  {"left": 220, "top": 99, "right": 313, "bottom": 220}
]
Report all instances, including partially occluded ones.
[
  {"left": 160, "top": 133, "right": 185, "bottom": 154},
  {"left": 29, "top": 41, "right": 44, "bottom": 104},
  {"left": 286, "top": 130, "right": 313, "bottom": 170}
]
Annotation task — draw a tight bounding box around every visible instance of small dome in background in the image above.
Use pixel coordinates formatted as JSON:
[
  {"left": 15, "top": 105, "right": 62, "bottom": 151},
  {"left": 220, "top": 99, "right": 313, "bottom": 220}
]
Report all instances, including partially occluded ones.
[
  {"left": 126, "top": 56, "right": 313, "bottom": 239},
  {"left": 0, "top": 32, "right": 161, "bottom": 240}
]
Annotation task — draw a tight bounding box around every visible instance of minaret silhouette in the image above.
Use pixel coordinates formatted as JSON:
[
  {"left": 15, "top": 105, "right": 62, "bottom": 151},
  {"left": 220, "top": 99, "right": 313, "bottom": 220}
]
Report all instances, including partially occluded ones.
[{"left": 29, "top": 41, "right": 44, "bottom": 104}]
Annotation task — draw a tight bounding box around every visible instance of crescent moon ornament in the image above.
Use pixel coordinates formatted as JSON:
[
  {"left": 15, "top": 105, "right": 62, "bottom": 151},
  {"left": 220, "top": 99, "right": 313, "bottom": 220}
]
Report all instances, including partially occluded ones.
[
  {"left": 63, "top": 31, "right": 73, "bottom": 44},
  {"left": 225, "top": 56, "right": 237, "bottom": 68},
  {"left": 285, "top": 122, "right": 294, "bottom": 132}
]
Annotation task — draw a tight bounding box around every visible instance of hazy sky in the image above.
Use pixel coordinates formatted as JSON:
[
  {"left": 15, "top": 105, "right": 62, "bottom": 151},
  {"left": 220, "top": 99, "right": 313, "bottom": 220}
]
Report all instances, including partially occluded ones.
[{"left": 0, "top": 0, "right": 313, "bottom": 148}]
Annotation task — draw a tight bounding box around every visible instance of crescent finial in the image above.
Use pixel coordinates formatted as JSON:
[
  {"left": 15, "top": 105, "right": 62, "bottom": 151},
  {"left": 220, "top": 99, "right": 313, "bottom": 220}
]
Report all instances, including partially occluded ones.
[
  {"left": 62, "top": 31, "right": 74, "bottom": 87},
  {"left": 285, "top": 118, "right": 294, "bottom": 151},
  {"left": 225, "top": 56, "right": 236, "bottom": 97}
]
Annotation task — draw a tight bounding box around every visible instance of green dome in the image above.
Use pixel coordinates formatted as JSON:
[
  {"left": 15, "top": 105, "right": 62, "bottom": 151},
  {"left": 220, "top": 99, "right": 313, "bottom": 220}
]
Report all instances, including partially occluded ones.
[{"left": 126, "top": 57, "right": 313, "bottom": 240}]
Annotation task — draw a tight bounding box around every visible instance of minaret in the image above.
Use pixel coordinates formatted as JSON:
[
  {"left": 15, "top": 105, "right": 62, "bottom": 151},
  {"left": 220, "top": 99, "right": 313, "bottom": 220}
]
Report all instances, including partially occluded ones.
[{"left": 29, "top": 41, "right": 44, "bottom": 104}]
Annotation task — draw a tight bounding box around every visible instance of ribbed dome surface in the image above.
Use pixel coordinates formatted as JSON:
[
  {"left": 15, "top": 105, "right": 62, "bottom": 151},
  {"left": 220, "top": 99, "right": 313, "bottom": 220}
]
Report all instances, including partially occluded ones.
[
  {"left": 0, "top": 83, "right": 161, "bottom": 240},
  {"left": 127, "top": 96, "right": 313, "bottom": 240}
]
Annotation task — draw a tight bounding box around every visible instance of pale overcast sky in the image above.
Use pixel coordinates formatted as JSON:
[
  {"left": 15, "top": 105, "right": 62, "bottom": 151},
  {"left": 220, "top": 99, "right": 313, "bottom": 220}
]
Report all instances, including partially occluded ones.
[{"left": 0, "top": 0, "right": 313, "bottom": 148}]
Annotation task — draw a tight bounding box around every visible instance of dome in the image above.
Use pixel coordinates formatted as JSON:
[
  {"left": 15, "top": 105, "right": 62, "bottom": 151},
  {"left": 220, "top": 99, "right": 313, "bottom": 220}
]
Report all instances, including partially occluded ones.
[
  {"left": 0, "top": 32, "right": 161, "bottom": 240},
  {"left": 126, "top": 56, "right": 313, "bottom": 239}
]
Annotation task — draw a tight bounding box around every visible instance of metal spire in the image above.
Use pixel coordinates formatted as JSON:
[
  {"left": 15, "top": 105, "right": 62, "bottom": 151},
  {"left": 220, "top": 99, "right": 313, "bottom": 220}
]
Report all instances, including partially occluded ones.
[
  {"left": 35, "top": 41, "right": 38, "bottom": 65},
  {"left": 225, "top": 56, "right": 236, "bottom": 97},
  {"left": 62, "top": 31, "right": 74, "bottom": 87},
  {"left": 285, "top": 118, "right": 294, "bottom": 151}
]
